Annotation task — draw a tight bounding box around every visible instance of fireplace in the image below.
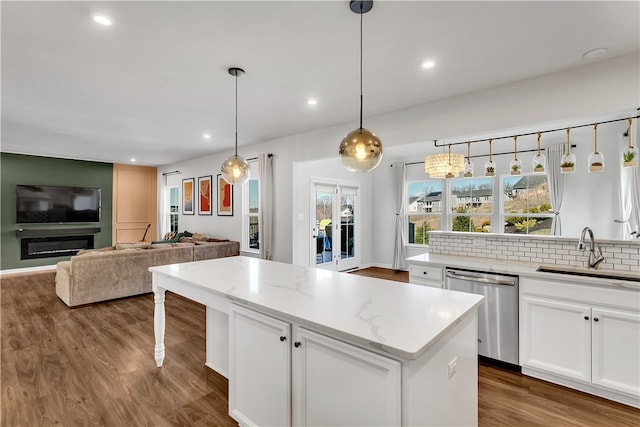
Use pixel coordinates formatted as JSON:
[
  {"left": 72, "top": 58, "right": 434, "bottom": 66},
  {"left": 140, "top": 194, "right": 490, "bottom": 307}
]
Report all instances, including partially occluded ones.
[{"left": 21, "top": 235, "right": 94, "bottom": 260}]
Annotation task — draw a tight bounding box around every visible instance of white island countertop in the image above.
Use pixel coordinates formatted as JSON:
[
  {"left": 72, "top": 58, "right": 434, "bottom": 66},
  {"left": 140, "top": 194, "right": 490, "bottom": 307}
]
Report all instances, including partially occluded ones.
[{"left": 150, "top": 256, "right": 483, "bottom": 360}]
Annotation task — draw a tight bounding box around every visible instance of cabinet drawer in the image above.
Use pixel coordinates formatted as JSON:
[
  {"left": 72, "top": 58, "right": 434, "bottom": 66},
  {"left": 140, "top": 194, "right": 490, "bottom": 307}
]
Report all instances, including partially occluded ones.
[{"left": 409, "top": 264, "right": 443, "bottom": 283}]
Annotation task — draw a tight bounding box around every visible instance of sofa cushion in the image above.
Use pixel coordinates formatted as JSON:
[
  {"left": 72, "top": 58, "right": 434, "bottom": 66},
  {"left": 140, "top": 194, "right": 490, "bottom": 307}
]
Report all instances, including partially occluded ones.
[{"left": 115, "top": 242, "right": 151, "bottom": 250}]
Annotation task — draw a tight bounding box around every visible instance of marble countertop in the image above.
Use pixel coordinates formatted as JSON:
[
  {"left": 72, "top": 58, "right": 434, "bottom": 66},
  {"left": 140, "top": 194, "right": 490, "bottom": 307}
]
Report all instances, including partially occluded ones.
[
  {"left": 407, "top": 253, "right": 639, "bottom": 290},
  {"left": 150, "top": 256, "right": 484, "bottom": 360}
]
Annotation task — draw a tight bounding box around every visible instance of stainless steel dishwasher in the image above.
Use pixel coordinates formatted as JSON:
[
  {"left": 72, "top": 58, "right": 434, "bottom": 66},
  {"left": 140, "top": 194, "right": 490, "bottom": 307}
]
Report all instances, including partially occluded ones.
[{"left": 445, "top": 268, "right": 519, "bottom": 367}]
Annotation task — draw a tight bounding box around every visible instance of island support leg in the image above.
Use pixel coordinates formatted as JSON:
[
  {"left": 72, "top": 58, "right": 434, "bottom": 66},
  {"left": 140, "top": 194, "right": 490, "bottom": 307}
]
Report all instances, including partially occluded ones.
[{"left": 153, "top": 286, "right": 166, "bottom": 367}]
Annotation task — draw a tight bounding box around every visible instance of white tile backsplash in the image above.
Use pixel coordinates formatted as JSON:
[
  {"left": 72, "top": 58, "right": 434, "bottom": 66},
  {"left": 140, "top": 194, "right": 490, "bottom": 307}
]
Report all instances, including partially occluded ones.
[{"left": 427, "top": 231, "right": 640, "bottom": 272}]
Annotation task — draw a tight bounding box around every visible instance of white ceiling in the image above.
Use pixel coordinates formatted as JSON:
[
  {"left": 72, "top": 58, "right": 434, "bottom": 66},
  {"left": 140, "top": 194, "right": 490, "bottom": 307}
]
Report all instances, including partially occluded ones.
[{"left": 2, "top": 1, "right": 639, "bottom": 166}]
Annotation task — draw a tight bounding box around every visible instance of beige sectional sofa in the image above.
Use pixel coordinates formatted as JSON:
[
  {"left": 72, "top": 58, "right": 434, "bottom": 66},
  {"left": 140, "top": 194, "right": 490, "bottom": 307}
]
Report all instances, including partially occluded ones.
[{"left": 55, "top": 240, "right": 239, "bottom": 307}]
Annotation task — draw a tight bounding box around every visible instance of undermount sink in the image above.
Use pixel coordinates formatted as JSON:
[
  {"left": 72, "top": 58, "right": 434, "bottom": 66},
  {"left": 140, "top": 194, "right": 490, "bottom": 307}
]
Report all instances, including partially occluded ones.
[{"left": 537, "top": 265, "right": 640, "bottom": 282}]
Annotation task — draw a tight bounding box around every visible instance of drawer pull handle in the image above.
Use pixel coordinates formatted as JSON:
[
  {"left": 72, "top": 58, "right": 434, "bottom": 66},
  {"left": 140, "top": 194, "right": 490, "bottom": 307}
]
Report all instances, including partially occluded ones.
[
  {"left": 294, "top": 341, "right": 301, "bottom": 348},
  {"left": 280, "top": 336, "right": 286, "bottom": 342},
  {"left": 423, "top": 272, "right": 428, "bottom": 275},
  {"left": 593, "top": 318, "right": 599, "bottom": 322},
  {"left": 584, "top": 316, "right": 590, "bottom": 320}
]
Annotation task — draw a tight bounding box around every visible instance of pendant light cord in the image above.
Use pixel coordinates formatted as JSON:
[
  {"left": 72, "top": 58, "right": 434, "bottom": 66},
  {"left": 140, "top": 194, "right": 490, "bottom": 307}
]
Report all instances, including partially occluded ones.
[
  {"left": 359, "top": 3, "right": 364, "bottom": 130},
  {"left": 234, "top": 73, "right": 239, "bottom": 157}
]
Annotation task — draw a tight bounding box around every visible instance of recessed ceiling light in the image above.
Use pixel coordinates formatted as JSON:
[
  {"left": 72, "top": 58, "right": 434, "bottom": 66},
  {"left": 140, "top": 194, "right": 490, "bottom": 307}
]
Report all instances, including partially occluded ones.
[
  {"left": 130, "top": 157, "right": 136, "bottom": 163},
  {"left": 421, "top": 60, "right": 436, "bottom": 69},
  {"left": 582, "top": 48, "right": 607, "bottom": 60},
  {"left": 203, "top": 133, "right": 212, "bottom": 140},
  {"left": 92, "top": 14, "right": 113, "bottom": 27},
  {"left": 307, "top": 98, "right": 318, "bottom": 106}
]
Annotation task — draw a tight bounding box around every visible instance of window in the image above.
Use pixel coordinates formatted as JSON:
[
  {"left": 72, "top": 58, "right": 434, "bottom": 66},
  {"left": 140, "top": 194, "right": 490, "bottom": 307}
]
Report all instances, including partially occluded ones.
[
  {"left": 168, "top": 186, "right": 178, "bottom": 233},
  {"left": 449, "top": 177, "right": 493, "bottom": 233},
  {"left": 243, "top": 162, "right": 260, "bottom": 252},
  {"left": 407, "top": 181, "right": 443, "bottom": 244},
  {"left": 502, "top": 174, "right": 553, "bottom": 235}
]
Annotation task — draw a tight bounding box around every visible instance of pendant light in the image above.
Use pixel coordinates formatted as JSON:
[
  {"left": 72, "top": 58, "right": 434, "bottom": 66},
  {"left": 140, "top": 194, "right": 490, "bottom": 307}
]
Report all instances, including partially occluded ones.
[
  {"left": 588, "top": 123, "right": 604, "bottom": 173},
  {"left": 623, "top": 117, "right": 638, "bottom": 168},
  {"left": 221, "top": 67, "right": 250, "bottom": 185},
  {"left": 560, "top": 128, "right": 576, "bottom": 174},
  {"left": 484, "top": 139, "right": 496, "bottom": 177},
  {"left": 532, "top": 131, "right": 546, "bottom": 173},
  {"left": 509, "top": 135, "right": 522, "bottom": 175},
  {"left": 463, "top": 141, "right": 474, "bottom": 178},
  {"left": 338, "top": 0, "right": 383, "bottom": 173}
]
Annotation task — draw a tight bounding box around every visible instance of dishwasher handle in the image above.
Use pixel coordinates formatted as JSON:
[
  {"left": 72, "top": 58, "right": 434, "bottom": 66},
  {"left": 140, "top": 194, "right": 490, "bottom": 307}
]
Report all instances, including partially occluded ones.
[{"left": 445, "top": 269, "right": 517, "bottom": 286}]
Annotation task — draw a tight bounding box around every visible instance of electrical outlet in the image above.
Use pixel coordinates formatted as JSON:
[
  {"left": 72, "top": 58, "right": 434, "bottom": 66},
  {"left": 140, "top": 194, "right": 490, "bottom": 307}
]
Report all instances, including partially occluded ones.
[{"left": 448, "top": 356, "right": 458, "bottom": 380}]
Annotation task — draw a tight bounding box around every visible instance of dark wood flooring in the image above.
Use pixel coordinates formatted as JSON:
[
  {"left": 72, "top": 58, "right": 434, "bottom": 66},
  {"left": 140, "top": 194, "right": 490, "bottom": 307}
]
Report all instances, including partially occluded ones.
[{"left": 1, "top": 267, "right": 639, "bottom": 426}]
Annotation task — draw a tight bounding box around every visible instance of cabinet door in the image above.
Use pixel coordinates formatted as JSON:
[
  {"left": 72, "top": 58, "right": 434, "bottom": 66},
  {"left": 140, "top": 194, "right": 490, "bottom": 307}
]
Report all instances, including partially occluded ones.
[
  {"left": 292, "top": 327, "right": 401, "bottom": 427},
  {"left": 592, "top": 307, "right": 640, "bottom": 397},
  {"left": 521, "top": 295, "right": 591, "bottom": 382},
  {"left": 229, "top": 305, "right": 291, "bottom": 427}
]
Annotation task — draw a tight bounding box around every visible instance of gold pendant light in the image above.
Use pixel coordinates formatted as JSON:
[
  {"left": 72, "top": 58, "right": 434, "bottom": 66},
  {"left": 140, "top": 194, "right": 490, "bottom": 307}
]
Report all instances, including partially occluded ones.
[
  {"left": 339, "top": 1, "right": 383, "bottom": 173},
  {"left": 221, "top": 67, "right": 250, "bottom": 185},
  {"left": 623, "top": 117, "right": 638, "bottom": 168}
]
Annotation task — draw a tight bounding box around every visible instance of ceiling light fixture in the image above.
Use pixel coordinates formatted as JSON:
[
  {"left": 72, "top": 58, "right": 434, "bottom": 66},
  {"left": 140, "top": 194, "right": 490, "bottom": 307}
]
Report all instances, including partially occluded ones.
[
  {"left": 421, "top": 60, "right": 436, "bottom": 69},
  {"left": 338, "top": 0, "right": 383, "bottom": 173},
  {"left": 130, "top": 157, "right": 136, "bottom": 163},
  {"left": 92, "top": 14, "right": 113, "bottom": 26},
  {"left": 203, "top": 133, "right": 211, "bottom": 140},
  {"left": 307, "top": 98, "right": 318, "bottom": 106},
  {"left": 582, "top": 47, "right": 607, "bottom": 60},
  {"left": 424, "top": 145, "right": 464, "bottom": 179},
  {"left": 220, "top": 67, "right": 250, "bottom": 185}
]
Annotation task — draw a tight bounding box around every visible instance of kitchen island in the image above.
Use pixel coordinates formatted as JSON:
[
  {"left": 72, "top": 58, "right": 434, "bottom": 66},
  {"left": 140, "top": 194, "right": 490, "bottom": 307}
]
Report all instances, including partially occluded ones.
[{"left": 150, "top": 256, "right": 484, "bottom": 426}]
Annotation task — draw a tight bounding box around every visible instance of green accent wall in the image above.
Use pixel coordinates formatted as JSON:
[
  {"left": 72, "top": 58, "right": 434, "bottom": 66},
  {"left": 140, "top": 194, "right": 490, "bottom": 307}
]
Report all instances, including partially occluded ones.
[{"left": 0, "top": 153, "right": 113, "bottom": 270}]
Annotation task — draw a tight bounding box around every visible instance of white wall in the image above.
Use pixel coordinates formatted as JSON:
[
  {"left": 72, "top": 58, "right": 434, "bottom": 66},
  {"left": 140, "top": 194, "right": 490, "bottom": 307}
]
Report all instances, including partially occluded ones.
[{"left": 159, "top": 52, "right": 639, "bottom": 266}]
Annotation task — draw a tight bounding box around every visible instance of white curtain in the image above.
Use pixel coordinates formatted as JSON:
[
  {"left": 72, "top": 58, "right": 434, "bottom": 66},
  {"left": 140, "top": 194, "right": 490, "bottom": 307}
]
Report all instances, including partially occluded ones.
[
  {"left": 392, "top": 162, "right": 407, "bottom": 270},
  {"left": 619, "top": 135, "right": 640, "bottom": 239},
  {"left": 545, "top": 144, "right": 565, "bottom": 236},
  {"left": 259, "top": 153, "right": 274, "bottom": 260}
]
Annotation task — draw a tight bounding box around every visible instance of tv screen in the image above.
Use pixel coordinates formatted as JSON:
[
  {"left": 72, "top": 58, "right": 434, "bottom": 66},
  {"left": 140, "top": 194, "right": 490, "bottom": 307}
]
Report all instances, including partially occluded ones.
[{"left": 16, "top": 185, "right": 101, "bottom": 224}]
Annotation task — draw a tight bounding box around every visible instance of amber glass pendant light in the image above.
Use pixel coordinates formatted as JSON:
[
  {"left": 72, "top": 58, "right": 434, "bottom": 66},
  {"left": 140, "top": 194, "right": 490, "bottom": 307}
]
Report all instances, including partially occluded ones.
[
  {"left": 588, "top": 123, "right": 604, "bottom": 173},
  {"left": 623, "top": 117, "right": 638, "bottom": 168},
  {"left": 220, "top": 67, "right": 250, "bottom": 185},
  {"left": 532, "top": 131, "right": 546, "bottom": 173},
  {"left": 509, "top": 135, "right": 522, "bottom": 175},
  {"left": 463, "top": 141, "right": 474, "bottom": 177},
  {"left": 560, "top": 128, "right": 576, "bottom": 174},
  {"left": 339, "top": 1, "right": 383, "bottom": 173},
  {"left": 484, "top": 139, "right": 496, "bottom": 177}
]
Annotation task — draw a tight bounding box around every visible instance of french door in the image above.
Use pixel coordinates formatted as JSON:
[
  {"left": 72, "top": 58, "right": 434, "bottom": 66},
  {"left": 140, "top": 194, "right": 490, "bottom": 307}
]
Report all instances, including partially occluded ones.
[{"left": 311, "top": 179, "right": 360, "bottom": 271}]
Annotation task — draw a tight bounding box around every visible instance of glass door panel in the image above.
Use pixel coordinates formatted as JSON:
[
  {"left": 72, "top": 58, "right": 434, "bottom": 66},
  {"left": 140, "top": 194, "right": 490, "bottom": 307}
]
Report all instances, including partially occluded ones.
[{"left": 314, "top": 187, "right": 334, "bottom": 267}]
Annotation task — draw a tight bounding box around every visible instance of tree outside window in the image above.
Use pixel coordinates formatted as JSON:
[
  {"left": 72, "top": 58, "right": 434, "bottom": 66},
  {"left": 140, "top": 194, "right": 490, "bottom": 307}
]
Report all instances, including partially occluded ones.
[{"left": 407, "top": 180, "right": 442, "bottom": 244}]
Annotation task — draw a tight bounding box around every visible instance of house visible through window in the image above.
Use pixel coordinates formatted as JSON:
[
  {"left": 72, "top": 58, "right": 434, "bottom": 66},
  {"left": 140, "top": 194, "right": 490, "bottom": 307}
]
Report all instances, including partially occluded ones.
[
  {"left": 407, "top": 180, "right": 443, "bottom": 244},
  {"left": 243, "top": 161, "right": 260, "bottom": 252},
  {"left": 502, "top": 174, "right": 553, "bottom": 235},
  {"left": 168, "top": 186, "right": 178, "bottom": 233},
  {"left": 449, "top": 177, "right": 493, "bottom": 233}
]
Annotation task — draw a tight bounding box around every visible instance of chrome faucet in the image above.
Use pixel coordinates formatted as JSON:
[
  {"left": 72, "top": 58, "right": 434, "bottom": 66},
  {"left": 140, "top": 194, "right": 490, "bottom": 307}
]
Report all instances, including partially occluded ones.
[{"left": 577, "top": 227, "right": 605, "bottom": 269}]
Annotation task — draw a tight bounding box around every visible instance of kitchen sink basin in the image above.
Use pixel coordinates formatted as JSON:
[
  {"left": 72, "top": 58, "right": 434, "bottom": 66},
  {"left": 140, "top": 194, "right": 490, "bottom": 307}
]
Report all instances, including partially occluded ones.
[{"left": 537, "top": 265, "right": 640, "bottom": 282}]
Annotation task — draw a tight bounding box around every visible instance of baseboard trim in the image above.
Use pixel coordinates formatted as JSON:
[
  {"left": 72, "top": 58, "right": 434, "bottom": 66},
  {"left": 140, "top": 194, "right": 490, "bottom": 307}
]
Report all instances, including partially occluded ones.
[{"left": 0, "top": 265, "right": 57, "bottom": 276}]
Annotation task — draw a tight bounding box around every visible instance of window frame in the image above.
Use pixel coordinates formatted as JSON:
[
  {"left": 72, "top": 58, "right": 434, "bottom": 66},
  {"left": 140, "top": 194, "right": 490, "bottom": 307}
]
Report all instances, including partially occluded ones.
[
  {"left": 448, "top": 176, "right": 495, "bottom": 233},
  {"left": 500, "top": 173, "right": 555, "bottom": 235},
  {"left": 242, "top": 161, "right": 260, "bottom": 253},
  {"left": 405, "top": 179, "right": 446, "bottom": 246}
]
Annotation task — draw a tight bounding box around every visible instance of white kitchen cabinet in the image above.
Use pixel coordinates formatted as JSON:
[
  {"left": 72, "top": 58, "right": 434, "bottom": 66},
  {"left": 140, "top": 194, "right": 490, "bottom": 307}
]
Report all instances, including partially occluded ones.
[
  {"left": 521, "top": 295, "right": 592, "bottom": 382},
  {"left": 229, "top": 304, "right": 291, "bottom": 427},
  {"left": 229, "top": 304, "right": 401, "bottom": 427},
  {"left": 520, "top": 277, "right": 640, "bottom": 408},
  {"left": 408, "top": 264, "right": 443, "bottom": 288},
  {"left": 591, "top": 307, "right": 640, "bottom": 396},
  {"left": 292, "top": 327, "right": 401, "bottom": 427}
]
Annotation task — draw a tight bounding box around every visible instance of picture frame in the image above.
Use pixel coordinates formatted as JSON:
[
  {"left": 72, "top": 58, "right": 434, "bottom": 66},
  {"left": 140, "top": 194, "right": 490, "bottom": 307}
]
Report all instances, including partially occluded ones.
[
  {"left": 182, "top": 178, "right": 195, "bottom": 215},
  {"left": 216, "top": 174, "right": 233, "bottom": 216},
  {"left": 197, "top": 175, "right": 213, "bottom": 215}
]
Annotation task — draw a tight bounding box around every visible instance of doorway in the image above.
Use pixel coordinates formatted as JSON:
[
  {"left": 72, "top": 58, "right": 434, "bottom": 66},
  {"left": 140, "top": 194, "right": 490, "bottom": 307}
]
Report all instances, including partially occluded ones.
[{"left": 311, "top": 179, "right": 360, "bottom": 271}]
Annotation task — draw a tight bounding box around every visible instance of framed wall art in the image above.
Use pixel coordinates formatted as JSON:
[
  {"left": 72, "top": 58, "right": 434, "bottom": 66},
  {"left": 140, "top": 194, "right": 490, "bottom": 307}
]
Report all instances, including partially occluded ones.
[
  {"left": 217, "top": 174, "right": 233, "bottom": 216},
  {"left": 182, "top": 178, "right": 195, "bottom": 215},
  {"left": 198, "top": 175, "right": 213, "bottom": 215}
]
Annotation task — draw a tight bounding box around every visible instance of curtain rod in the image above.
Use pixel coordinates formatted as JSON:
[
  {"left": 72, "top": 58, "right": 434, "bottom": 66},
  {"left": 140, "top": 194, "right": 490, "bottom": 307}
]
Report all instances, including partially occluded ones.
[
  {"left": 399, "top": 145, "right": 577, "bottom": 166},
  {"left": 246, "top": 153, "right": 273, "bottom": 161},
  {"left": 162, "top": 170, "right": 181, "bottom": 176},
  {"left": 433, "top": 111, "right": 640, "bottom": 148}
]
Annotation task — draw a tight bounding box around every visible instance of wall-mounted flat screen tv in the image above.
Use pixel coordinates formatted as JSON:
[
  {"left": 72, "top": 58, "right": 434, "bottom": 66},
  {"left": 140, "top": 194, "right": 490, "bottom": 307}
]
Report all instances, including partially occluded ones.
[{"left": 16, "top": 185, "right": 101, "bottom": 224}]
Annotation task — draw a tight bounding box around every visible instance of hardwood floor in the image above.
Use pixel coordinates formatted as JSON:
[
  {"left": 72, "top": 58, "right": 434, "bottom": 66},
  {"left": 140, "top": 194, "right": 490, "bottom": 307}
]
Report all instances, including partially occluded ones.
[{"left": 1, "top": 268, "right": 639, "bottom": 426}]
